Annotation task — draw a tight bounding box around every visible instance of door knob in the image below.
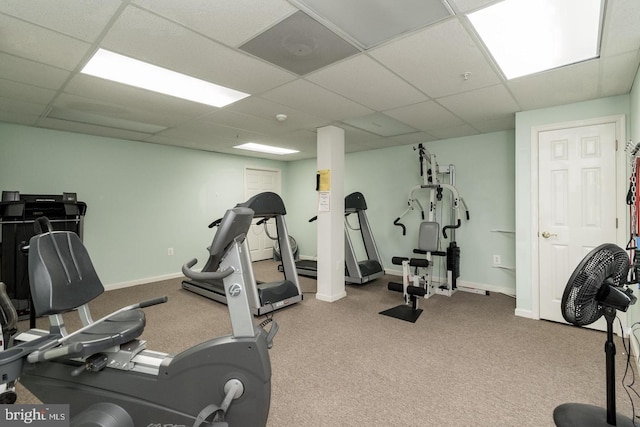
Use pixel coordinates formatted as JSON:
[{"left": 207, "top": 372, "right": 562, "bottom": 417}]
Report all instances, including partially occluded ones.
[{"left": 541, "top": 231, "right": 557, "bottom": 238}]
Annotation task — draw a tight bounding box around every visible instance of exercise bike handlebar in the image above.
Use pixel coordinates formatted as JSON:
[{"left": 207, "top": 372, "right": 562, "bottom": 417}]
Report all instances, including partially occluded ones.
[
  {"left": 182, "top": 258, "right": 235, "bottom": 281},
  {"left": 208, "top": 218, "right": 222, "bottom": 228}
]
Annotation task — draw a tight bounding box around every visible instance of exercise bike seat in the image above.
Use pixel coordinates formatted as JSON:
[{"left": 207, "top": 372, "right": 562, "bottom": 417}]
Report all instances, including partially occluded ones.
[
  {"left": 60, "top": 310, "right": 146, "bottom": 359},
  {"left": 27, "top": 222, "right": 146, "bottom": 360}
]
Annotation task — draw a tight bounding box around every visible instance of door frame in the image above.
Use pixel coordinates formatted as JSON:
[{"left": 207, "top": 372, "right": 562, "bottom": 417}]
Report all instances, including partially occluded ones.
[{"left": 530, "top": 114, "right": 627, "bottom": 320}]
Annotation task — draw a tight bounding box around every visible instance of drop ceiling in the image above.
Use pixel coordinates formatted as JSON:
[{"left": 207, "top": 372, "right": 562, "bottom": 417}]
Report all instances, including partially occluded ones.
[{"left": 0, "top": 0, "right": 639, "bottom": 161}]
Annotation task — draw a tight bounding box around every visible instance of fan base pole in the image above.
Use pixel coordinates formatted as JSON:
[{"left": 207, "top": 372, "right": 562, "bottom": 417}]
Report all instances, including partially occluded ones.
[{"left": 554, "top": 403, "right": 635, "bottom": 426}]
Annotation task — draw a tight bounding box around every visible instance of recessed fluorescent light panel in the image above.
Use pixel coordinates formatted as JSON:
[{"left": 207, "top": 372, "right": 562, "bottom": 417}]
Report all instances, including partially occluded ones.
[
  {"left": 234, "top": 143, "right": 299, "bottom": 155},
  {"left": 81, "top": 49, "right": 250, "bottom": 107},
  {"left": 468, "top": 0, "right": 603, "bottom": 79}
]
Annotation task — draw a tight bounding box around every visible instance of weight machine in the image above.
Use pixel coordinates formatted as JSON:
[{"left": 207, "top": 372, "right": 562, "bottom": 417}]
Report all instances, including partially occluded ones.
[
  {"left": 381, "top": 144, "right": 483, "bottom": 322},
  {"left": 625, "top": 140, "right": 640, "bottom": 283}
]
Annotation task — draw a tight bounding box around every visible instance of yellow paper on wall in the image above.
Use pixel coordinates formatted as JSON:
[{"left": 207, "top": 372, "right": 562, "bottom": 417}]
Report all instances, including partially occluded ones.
[{"left": 317, "top": 169, "right": 330, "bottom": 191}]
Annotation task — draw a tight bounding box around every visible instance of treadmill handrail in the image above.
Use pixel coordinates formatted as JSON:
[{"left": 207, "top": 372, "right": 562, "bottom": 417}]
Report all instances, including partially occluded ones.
[{"left": 182, "top": 258, "right": 235, "bottom": 281}]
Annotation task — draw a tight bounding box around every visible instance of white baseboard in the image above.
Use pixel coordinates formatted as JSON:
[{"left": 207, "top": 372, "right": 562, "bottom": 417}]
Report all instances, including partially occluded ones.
[
  {"left": 316, "top": 291, "right": 347, "bottom": 302},
  {"left": 383, "top": 268, "right": 515, "bottom": 297},
  {"left": 104, "top": 272, "right": 184, "bottom": 291},
  {"left": 514, "top": 308, "right": 535, "bottom": 319}
]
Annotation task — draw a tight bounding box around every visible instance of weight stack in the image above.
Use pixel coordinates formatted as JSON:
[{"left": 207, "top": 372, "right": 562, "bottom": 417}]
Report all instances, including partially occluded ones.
[{"left": 447, "top": 242, "right": 460, "bottom": 279}]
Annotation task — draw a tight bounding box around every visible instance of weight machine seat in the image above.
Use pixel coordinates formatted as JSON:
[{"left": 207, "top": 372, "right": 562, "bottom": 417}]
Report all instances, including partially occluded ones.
[
  {"left": 391, "top": 222, "right": 441, "bottom": 269},
  {"left": 28, "top": 226, "right": 146, "bottom": 359},
  {"left": 62, "top": 310, "right": 145, "bottom": 359}
]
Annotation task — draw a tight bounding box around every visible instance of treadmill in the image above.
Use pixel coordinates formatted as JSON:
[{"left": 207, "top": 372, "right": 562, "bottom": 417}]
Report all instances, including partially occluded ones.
[
  {"left": 296, "top": 192, "right": 384, "bottom": 284},
  {"left": 182, "top": 192, "right": 303, "bottom": 315}
]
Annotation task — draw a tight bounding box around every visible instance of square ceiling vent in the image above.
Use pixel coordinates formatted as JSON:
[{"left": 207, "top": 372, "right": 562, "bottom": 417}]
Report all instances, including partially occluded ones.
[
  {"left": 239, "top": 11, "right": 360, "bottom": 75},
  {"left": 293, "top": 0, "right": 453, "bottom": 49}
]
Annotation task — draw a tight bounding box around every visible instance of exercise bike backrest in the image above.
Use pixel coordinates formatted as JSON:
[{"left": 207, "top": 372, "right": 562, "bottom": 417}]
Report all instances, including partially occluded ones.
[
  {"left": 24, "top": 217, "right": 167, "bottom": 364},
  {"left": 28, "top": 217, "right": 104, "bottom": 316}
]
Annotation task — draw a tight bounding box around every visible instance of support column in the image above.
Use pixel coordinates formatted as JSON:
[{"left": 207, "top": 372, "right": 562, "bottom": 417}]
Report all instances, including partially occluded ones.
[{"left": 316, "top": 125, "right": 346, "bottom": 302}]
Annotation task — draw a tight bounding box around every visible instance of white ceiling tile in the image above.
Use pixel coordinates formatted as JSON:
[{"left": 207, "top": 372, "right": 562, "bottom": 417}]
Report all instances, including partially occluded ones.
[
  {"left": 0, "top": 0, "right": 637, "bottom": 162},
  {"left": 0, "top": 0, "right": 122, "bottom": 42},
  {"left": 448, "top": 0, "right": 499, "bottom": 13},
  {"left": 428, "top": 124, "right": 479, "bottom": 140},
  {"left": 341, "top": 124, "right": 386, "bottom": 146},
  {"left": 389, "top": 132, "right": 437, "bottom": 145},
  {"left": 37, "top": 117, "right": 152, "bottom": 141},
  {"left": 0, "top": 97, "right": 47, "bottom": 119},
  {"left": 360, "top": 137, "right": 404, "bottom": 150},
  {"left": 508, "top": 61, "right": 600, "bottom": 110},
  {"left": 226, "top": 96, "right": 331, "bottom": 129},
  {"left": 0, "top": 110, "right": 39, "bottom": 126},
  {"left": 0, "top": 79, "right": 57, "bottom": 104},
  {"left": 369, "top": 18, "right": 501, "bottom": 98},
  {"left": 143, "top": 134, "right": 221, "bottom": 152},
  {"left": 261, "top": 79, "right": 374, "bottom": 121},
  {"left": 307, "top": 54, "right": 428, "bottom": 110},
  {"left": 384, "top": 101, "right": 464, "bottom": 131},
  {"left": 0, "top": 14, "right": 91, "bottom": 70},
  {"left": 600, "top": 51, "right": 640, "bottom": 96},
  {"left": 437, "top": 84, "right": 519, "bottom": 122},
  {"left": 601, "top": 0, "right": 640, "bottom": 56},
  {"left": 256, "top": 129, "right": 317, "bottom": 146},
  {"left": 157, "top": 120, "right": 263, "bottom": 144},
  {"left": 203, "top": 109, "right": 294, "bottom": 135},
  {"left": 133, "top": 0, "right": 297, "bottom": 47},
  {"left": 469, "top": 116, "right": 515, "bottom": 133},
  {"left": 0, "top": 53, "right": 70, "bottom": 90},
  {"left": 102, "top": 5, "right": 296, "bottom": 94}
]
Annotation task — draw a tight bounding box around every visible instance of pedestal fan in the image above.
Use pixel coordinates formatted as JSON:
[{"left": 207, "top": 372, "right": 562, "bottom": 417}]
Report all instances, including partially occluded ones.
[{"left": 554, "top": 243, "right": 637, "bottom": 427}]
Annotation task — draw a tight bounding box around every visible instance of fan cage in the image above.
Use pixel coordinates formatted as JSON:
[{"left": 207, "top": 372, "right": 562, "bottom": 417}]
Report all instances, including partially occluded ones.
[{"left": 561, "top": 244, "right": 630, "bottom": 326}]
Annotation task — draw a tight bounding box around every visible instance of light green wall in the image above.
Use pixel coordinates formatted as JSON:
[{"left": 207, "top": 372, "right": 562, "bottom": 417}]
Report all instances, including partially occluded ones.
[
  {"left": 0, "top": 123, "right": 287, "bottom": 287},
  {"left": 514, "top": 95, "right": 630, "bottom": 316},
  {"left": 284, "top": 130, "right": 517, "bottom": 293}
]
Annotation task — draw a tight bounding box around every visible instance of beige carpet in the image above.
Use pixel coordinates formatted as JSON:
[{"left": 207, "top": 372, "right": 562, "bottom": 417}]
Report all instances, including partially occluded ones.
[{"left": 15, "top": 260, "right": 638, "bottom": 426}]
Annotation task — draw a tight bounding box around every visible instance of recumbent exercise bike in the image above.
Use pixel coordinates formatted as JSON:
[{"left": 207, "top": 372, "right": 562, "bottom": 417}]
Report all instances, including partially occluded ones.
[{"left": 0, "top": 207, "right": 277, "bottom": 426}]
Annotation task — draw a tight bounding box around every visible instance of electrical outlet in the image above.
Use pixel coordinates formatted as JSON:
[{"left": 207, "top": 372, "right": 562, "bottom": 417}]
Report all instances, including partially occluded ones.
[
  {"left": 168, "top": 248, "right": 174, "bottom": 256},
  {"left": 492, "top": 255, "right": 501, "bottom": 266}
]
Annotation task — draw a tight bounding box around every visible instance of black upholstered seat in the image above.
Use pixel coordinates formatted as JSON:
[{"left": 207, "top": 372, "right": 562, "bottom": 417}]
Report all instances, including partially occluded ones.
[{"left": 28, "top": 223, "right": 145, "bottom": 360}]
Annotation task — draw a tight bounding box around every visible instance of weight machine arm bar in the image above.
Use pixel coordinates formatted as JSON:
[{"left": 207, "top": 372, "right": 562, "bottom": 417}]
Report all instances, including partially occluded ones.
[{"left": 442, "top": 219, "right": 461, "bottom": 239}]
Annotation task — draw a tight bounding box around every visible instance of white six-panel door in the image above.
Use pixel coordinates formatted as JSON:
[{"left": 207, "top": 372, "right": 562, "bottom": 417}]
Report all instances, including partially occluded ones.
[
  {"left": 245, "top": 167, "right": 281, "bottom": 261},
  {"left": 538, "top": 123, "right": 617, "bottom": 331}
]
